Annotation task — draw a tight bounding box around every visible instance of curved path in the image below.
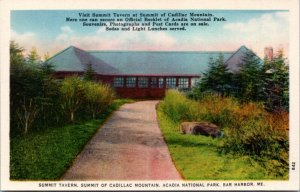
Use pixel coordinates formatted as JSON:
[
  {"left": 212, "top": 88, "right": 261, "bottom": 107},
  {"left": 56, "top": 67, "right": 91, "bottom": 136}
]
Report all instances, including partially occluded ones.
[{"left": 62, "top": 100, "right": 181, "bottom": 180}]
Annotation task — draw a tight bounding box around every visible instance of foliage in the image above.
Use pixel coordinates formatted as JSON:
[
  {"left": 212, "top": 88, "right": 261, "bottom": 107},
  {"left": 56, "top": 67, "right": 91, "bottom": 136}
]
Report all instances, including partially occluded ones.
[
  {"left": 262, "top": 50, "right": 289, "bottom": 111},
  {"left": 83, "top": 63, "right": 96, "bottom": 81},
  {"left": 159, "top": 89, "right": 195, "bottom": 123},
  {"left": 10, "top": 41, "right": 25, "bottom": 68},
  {"left": 10, "top": 42, "right": 60, "bottom": 135},
  {"left": 83, "top": 81, "right": 115, "bottom": 119},
  {"left": 192, "top": 53, "right": 232, "bottom": 98},
  {"left": 160, "top": 90, "right": 288, "bottom": 178},
  {"left": 10, "top": 41, "right": 115, "bottom": 135},
  {"left": 236, "top": 50, "right": 264, "bottom": 101},
  {"left": 60, "top": 76, "right": 86, "bottom": 122},
  {"left": 10, "top": 99, "right": 132, "bottom": 180},
  {"left": 191, "top": 48, "right": 289, "bottom": 113},
  {"left": 27, "top": 47, "right": 41, "bottom": 67},
  {"left": 157, "top": 100, "right": 273, "bottom": 180},
  {"left": 60, "top": 77, "right": 115, "bottom": 122}
]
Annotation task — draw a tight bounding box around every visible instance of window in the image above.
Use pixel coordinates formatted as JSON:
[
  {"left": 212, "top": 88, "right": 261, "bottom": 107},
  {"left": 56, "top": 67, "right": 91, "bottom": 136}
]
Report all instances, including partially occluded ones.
[
  {"left": 138, "top": 77, "right": 148, "bottom": 88},
  {"left": 113, "top": 77, "right": 124, "bottom": 87},
  {"left": 126, "top": 77, "right": 136, "bottom": 87},
  {"left": 166, "top": 77, "right": 176, "bottom": 88},
  {"left": 191, "top": 78, "right": 201, "bottom": 87},
  {"left": 178, "top": 78, "right": 189, "bottom": 88},
  {"left": 158, "top": 78, "right": 164, "bottom": 88},
  {"left": 151, "top": 77, "right": 157, "bottom": 88}
]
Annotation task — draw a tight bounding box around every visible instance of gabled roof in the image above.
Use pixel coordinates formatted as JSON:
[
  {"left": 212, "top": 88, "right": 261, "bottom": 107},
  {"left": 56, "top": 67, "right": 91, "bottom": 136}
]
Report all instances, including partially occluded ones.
[
  {"left": 89, "top": 51, "right": 234, "bottom": 75},
  {"left": 47, "top": 45, "right": 260, "bottom": 76},
  {"left": 46, "top": 46, "right": 120, "bottom": 74},
  {"left": 224, "top": 45, "right": 262, "bottom": 73}
]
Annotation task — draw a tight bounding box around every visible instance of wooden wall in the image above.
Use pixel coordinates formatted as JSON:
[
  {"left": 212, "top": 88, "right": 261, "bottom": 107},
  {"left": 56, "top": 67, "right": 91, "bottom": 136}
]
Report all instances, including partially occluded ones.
[{"left": 54, "top": 72, "right": 199, "bottom": 99}]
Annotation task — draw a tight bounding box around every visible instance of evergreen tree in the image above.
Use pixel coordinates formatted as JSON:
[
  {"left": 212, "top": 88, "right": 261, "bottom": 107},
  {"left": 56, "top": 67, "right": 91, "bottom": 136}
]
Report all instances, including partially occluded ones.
[
  {"left": 43, "top": 52, "right": 50, "bottom": 61},
  {"left": 10, "top": 41, "right": 26, "bottom": 69},
  {"left": 237, "top": 49, "right": 264, "bottom": 102},
  {"left": 262, "top": 49, "right": 289, "bottom": 111},
  {"left": 10, "top": 42, "right": 61, "bottom": 135},
  {"left": 83, "top": 63, "right": 96, "bottom": 81},
  {"left": 196, "top": 53, "right": 232, "bottom": 96},
  {"left": 27, "top": 47, "right": 41, "bottom": 67},
  {"left": 10, "top": 44, "right": 44, "bottom": 135}
]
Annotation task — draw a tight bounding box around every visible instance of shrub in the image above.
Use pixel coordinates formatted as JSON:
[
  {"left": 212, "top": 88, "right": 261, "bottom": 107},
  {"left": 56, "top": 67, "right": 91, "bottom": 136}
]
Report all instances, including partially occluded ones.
[
  {"left": 10, "top": 42, "right": 63, "bottom": 135},
  {"left": 160, "top": 90, "right": 288, "bottom": 177},
  {"left": 83, "top": 81, "right": 115, "bottom": 119},
  {"left": 60, "top": 76, "right": 86, "bottom": 123},
  {"left": 10, "top": 42, "right": 116, "bottom": 138},
  {"left": 60, "top": 77, "right": 115, "bottom": 123},
  {"left": 160, "top": 90, "right": 196, "bottom": 124},
  {"left": 194, "top": 94, "right": 239, "bottom": 127}
]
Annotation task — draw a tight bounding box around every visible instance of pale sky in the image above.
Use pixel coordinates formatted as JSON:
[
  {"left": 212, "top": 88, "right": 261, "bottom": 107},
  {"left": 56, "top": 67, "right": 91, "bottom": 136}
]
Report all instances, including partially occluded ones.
[{"left": 11, "top": 10, "right": 289, "bottom": 59}]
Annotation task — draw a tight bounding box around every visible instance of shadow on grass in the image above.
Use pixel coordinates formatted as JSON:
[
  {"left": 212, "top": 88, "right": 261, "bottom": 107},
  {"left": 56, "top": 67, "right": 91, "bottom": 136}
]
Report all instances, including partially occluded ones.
[{"left": 164, "top": 134, "right": 219, "bottom": 149}]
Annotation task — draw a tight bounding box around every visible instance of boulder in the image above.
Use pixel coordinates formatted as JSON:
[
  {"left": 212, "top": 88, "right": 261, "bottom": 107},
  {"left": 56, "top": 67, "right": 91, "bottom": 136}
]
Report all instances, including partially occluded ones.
[{"left": 180, "top": 122, "right": 221, "bottom": 138}]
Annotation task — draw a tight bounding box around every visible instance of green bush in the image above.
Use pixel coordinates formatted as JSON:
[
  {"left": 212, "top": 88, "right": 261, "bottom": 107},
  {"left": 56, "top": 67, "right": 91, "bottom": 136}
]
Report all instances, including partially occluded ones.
[
  {"left": 160, "top": 90, "right": 197, "bottom": 124},
  {"left": 60, "top": 77, "right": 115, "bottom": 123},
  {"left": 60, "top": 76, "right": 86, "bottom": 123},
  {"left": 160, "top": 90, "right": 288, "bottom": 177},
  {"left": 10, "top": 42, "right": 63, "bottom": 136},
  {"left": 10, "top": 42, "right": 116, "bottom": 136},
  {"left": 83, "top": 81, "right": 115, "bottom": 119}
]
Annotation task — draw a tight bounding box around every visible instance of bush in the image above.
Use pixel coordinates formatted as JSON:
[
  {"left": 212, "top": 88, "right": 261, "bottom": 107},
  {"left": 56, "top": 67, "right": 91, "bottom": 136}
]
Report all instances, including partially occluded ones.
[
  {"left": 10, "top": 42, "right": 116, "bottom": 136},
  {"left": 10, "top": 42, "right": 63, "bottom": 136},
  {"left": 160, "top": 90, "right": 196, "bottom": 124},
  {"left": 60, "top": 76, "right": 87, "bottom": 122},
  {"left": 83, "top": 81, "right": 115, "bottom": 119},
  {"left": 160, "top": 90, "right": 288, "bottom": 177},
  {"left": 194, "top": 93, "right": 239, "bottom": 126},
  {"left": 60, "top": 76, "right": 115, "bottom": 123}
]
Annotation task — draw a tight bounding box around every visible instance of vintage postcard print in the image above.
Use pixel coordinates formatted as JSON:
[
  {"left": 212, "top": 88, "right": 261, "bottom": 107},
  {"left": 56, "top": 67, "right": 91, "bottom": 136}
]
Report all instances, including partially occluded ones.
[{"left": 0, "top": 0, "right": 299, "bottom": 191}]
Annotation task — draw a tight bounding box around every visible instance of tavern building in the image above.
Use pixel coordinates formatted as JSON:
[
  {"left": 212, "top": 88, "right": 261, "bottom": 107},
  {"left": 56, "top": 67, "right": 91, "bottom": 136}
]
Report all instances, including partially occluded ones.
[{"left": 47, "top": 45, "right": 259, "bottom": 98}]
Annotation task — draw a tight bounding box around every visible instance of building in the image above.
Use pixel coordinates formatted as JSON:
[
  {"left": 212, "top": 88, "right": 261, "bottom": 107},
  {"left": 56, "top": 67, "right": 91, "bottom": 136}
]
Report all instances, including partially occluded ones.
[{"left": 47, "top": 45, "right": 253, "bottom": 98}]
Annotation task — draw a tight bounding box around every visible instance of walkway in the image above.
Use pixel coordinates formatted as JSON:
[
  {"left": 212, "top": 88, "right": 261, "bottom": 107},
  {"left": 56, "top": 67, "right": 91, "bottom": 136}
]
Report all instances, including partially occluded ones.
[{"left": 62, "top": 100, "right": 181, "bottom": 180}]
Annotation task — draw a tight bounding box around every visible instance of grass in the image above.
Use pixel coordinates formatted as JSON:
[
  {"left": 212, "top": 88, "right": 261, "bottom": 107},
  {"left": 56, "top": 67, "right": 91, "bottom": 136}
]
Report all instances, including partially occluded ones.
[
  {"left": 10, "top": 99, "right": 134, "bottom": 180},
  {"left": 157, "top": 108, "right": 272, "bottom": 180},
  {"left": 158, "top": 90, "right": 288, "bottom": 179}
]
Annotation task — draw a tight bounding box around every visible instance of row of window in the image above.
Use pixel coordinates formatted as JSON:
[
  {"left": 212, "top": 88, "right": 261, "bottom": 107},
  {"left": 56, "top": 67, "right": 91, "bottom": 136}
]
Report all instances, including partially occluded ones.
[{"left": 113, "top": 77, "right": 191, "bottom": 88}]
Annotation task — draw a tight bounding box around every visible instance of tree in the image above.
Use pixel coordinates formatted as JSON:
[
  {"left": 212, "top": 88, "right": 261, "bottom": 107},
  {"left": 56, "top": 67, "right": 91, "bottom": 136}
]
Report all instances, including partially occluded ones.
[
  {"left": 27, "top": 47, "right": 41, "bottom": 67},
  {"left": 84, "top": 81, "right": 114, "bottom": 119},
  {"left": 60, "top": 76, "right": 86, "bottom": 122},
  {"left": 83, "top": 63, "right": 96, "bottom": 81},
  {"left": 195, "top": 53, "right": 232, "bottom": 97},
  {"left": 262, "top": 49, "right": 289, "bottom": 111},
  {"left": 237, "top": 49, "right": 264, "bottom": 102},
  {"left": 10, "top": 42, "right": 61, "bottom": 135},
  {"left": 43, "top": 52, "right": 50, "bottom": 61},
  {"left": 10, "top": 43, "right": 43, "bottom": 135},
  {"left": 10, "top": 41, "right": 26, "bottom": 69}
]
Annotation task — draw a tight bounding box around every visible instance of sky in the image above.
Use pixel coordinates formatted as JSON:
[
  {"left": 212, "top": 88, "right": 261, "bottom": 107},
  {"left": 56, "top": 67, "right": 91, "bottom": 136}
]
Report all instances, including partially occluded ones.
[{"left": 11, "top": 10, "right": 289, "bottom": 59}]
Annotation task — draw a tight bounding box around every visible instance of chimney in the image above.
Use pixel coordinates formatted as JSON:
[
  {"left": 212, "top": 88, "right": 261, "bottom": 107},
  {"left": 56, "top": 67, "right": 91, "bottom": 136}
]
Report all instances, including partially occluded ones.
[{"left": 264, "top": 47, "right": 273, "bottom": 60}]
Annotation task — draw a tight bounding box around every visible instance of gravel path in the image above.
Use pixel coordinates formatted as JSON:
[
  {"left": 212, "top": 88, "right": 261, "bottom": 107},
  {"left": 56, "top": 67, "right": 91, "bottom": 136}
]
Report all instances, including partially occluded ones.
[{"left": 61, "top": 100, "right": 182, "bottom": 180}]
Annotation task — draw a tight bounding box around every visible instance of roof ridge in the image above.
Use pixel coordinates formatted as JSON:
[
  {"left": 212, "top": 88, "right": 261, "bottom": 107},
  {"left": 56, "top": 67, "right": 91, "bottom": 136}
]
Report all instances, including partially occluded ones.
[
  {"left": 87, "top": 50, "right": 235, "bottom": 54},
  {"left": 224, "top": 45, "right": 249, "bottom": 64},
  {"left": 72, "top": 45, "right": 120, "bottom": 74},
  {"left": 46, "top": 45, "right": 76, "bottom": 62}
]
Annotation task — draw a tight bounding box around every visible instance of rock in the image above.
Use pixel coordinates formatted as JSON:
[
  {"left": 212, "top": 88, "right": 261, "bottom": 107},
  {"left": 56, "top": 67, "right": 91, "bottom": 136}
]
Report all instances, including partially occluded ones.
[{"left": 180, "top": 122, "right": 221, "bottom": 138}]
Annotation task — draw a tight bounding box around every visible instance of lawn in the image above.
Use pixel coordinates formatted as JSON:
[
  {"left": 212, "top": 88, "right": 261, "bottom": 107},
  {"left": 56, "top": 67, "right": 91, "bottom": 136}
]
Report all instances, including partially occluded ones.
[
  {"left": 10, "top": 99, "right": 133, "bottom": 180},
  {"left": 156, "top": 108, "right": 273, "bottom": 180}
]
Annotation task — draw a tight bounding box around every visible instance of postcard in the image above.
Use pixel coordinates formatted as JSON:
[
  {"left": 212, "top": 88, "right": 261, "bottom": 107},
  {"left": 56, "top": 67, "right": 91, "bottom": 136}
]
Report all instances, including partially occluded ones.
[{"left": 0, "top": 0, "right": 299, "bottom": 191}]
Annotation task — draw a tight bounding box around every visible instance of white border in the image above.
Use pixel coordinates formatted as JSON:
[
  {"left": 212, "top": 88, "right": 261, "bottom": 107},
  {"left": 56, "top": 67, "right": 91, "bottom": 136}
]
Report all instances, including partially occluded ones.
[{"left": 1, "top": 0, "right": 299, "bottom": 191}]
